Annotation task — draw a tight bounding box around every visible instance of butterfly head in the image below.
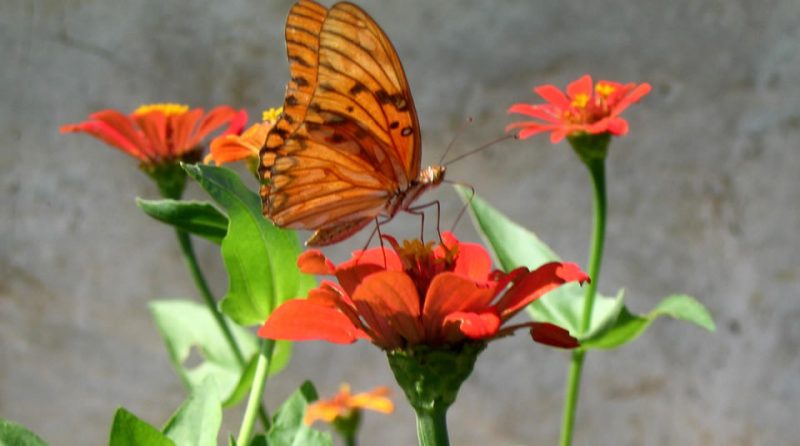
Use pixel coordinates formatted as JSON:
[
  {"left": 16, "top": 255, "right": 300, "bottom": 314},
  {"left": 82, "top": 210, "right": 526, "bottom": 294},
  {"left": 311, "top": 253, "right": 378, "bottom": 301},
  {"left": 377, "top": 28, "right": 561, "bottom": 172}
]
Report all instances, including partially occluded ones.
[{"left": 420, "top": 165, "right": 446, "bottom": 186}]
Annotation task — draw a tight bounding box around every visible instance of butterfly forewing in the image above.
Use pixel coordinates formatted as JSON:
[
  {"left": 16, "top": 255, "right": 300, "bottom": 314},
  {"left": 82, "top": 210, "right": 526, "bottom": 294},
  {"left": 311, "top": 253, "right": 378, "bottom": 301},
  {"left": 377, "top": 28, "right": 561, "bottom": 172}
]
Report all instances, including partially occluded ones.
[
  {"left": 319, "top": 3, "right": 421, "bottom": 182},
  {"left": 259, "top": 0, "right": 326, "bottom": 204},
  {"left": 260, "top": 0, "right": 434, "bottom": 247}
]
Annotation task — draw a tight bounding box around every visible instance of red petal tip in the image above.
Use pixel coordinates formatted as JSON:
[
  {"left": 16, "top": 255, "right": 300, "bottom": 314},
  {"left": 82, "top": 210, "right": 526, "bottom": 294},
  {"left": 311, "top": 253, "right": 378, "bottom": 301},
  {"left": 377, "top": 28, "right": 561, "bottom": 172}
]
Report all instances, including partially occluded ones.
[
  {"left": 557, "top": 262, "right": 591, "bottom": 284},
  {"left": 298, "top": 250, "right": 335, "bottom": 275}
]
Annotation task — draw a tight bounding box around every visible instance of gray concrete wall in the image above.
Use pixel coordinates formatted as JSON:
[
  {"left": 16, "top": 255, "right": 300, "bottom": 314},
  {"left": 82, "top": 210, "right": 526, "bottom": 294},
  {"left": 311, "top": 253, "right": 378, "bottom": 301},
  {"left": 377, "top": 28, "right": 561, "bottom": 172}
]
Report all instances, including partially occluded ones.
[{"left": 2, "top": 0, "right": 799, "bottom": 444}]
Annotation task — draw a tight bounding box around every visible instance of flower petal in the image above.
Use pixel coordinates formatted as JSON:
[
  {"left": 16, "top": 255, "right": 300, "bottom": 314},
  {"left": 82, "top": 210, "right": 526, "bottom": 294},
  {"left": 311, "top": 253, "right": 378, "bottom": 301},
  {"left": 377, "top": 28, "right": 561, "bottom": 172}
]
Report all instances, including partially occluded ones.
[
  {"left": 352, "top": 271, "right": 424, "bottom": 349},
  {"left": 507, "top": 104, "right": 562, "bottom": 124},
  {"left": 452, "top": 241, "right": 493, "bottom": 283},
  {"left": 336, "top": 247, "right": 403, "bottom": 296},
  {"left": 190, "top": 105, "right": 238, "bottom": 147},
  {"left": 534, "top": 85, "right": 571, "bottom": 108},
  {"left": 258, "top": 298, "right": 368, "bottom": 344},
  {"left": 567, "top": 74, "right": 593, "bottom": 99},
  {"left": 171, "top": 108, "right": 204, "bottom": 155},
  {"left": 610, "top": 83, "right": 652, "bottom": 117},
  {"left": 605, "top": 117, "right": 629, "bottom": 135},
  {"left": 530, "top": 322, "right": 580, "bottom": 349},
  {"left": 443, "top": 310, "right": 500, "bottom": 340},
  {"left": 134, "top": 111, "right": 169, "bottom": 159},
  {"left": 89, "top": 110, "right": 153, "bottom": 157},
  {"left": 223, "top": 109, "right": 249, "bottom": 136},
  {"left": 349, "top": 386, "right": 395, "bottom": 414},
  {"left": 495, "top": 262, "right": 589, "bottom": 320},
  {"left": 422, "top": 272, "right": 494, "bottom": 342},
  {"left": 60, "top": 119, "right": 150, "bottom": 162},
  {"left": 298, "top": 250, "right": 336, "bottom": 275}
]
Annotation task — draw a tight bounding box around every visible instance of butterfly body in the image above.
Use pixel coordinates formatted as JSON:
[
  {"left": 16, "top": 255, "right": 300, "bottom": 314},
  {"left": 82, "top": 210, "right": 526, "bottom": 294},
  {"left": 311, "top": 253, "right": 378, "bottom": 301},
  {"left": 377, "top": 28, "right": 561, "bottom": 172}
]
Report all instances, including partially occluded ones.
[{"left": 260, "top": 0, "right": 444, "bottom": 247}]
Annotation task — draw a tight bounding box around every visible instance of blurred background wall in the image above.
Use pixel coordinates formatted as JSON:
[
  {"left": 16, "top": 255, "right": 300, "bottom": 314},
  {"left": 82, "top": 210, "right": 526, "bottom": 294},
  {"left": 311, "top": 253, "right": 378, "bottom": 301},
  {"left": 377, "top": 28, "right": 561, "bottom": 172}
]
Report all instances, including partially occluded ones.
[{"left": 2, "top": 0, "right": 799, "bottom": 444}]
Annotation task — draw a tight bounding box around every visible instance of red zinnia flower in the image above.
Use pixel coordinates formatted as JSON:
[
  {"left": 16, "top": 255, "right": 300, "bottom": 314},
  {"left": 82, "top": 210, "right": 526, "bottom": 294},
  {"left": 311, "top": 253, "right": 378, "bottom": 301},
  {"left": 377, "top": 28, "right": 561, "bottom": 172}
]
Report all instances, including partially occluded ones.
[
  {"left": 506, "top": 75, "right": 651, "bottom": 143},
  {"left": 259, "top": 232, "right": 588, "bottom": 350},
  {"left": 61, "top": 103, "right": 246, "bottom": 166}
]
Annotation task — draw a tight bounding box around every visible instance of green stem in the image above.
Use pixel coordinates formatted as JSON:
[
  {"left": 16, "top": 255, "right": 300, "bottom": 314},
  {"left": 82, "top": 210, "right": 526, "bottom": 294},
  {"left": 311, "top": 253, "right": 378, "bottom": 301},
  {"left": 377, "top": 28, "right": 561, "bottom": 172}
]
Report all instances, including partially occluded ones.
[
  {"left": 579, "top": 158, "right": 606, "bottom": 334},
  {"left": 559, "top": 157, "right": 606, "bottom": 446},
  {"left": 174, "top": 229, "right": 271, "bottom": 429},
  {"left": 344, "top": 433, "right": 357, "bottom": 446},
  {"left": 415, "top": 407, "right": 450, "bottom": 446},
  {"left": 237, "top": 339, "right": 275, "bottom": 445},
  {"left": 175, "top": 229, "right": 245, "bottom": 362}
]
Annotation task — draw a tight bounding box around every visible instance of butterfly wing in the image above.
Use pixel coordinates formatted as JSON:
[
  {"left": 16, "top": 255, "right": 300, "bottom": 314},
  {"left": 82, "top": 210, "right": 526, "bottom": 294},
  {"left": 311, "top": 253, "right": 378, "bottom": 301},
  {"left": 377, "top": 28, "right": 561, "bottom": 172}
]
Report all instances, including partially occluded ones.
[{"left": 260, "top": 0, "right": 422, "bottom": 246}]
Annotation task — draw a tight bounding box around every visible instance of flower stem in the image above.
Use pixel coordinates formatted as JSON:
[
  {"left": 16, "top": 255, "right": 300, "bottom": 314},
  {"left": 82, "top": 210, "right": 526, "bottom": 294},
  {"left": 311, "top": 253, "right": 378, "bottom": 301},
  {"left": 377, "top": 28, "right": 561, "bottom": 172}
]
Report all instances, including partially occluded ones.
[
  {"left": 415, "top": 407, "right": 450, "bottom": 446},
  {"left": 237, "top": 339, "right": 275, "bottom": 445},
  {"left": 174, "top": 229, "right": 271, "bottom": 429},
  {"left": 175, "top": 229, "right": 245, "bottom": 362},
  {"left": 344, "top": 433, "right": 358, "bottom": 446},
  {"left": 559, "top": 156, "right": 606, "bottom": 446}
]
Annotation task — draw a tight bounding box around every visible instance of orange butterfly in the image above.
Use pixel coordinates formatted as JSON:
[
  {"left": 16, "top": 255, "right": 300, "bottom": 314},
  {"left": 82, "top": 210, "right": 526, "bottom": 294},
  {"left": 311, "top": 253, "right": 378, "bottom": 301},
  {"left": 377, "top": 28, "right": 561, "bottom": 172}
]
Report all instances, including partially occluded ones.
[{"left": 259, "top": 0, "right": 445, "bottom": 247}]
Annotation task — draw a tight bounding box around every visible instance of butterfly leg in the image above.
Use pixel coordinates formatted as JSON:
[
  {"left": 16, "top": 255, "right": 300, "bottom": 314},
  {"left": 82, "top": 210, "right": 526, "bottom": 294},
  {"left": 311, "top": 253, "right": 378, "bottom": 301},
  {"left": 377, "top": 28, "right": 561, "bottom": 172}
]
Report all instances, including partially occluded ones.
[
  {"left": 375, "top": 217, "right": 387, "bottom": 268},
  {"left": 355, "top": 217, "right": 393, "bottom": 267},
  {"left": 406, "top": 200, "right": 442, "bottom": 244},
  {"left": 445, "top": 181, "right": 476, "bottom": 233}
]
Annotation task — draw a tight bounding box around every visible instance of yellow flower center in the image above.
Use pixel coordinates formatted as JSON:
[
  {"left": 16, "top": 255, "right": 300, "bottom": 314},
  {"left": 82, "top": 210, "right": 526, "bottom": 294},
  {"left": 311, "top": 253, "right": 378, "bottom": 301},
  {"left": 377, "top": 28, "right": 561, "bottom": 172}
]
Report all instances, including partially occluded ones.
[
  {"left": 397, "top": 239, "right": 436, "bottom": 263},
  {"left": 262, "top": 107, "right": 284, "bottom": 122},
  {"left": 595, "top": 82, "right": 616, "bottom": 98},
  {"left": 570, "top": 93, "right": 589, "bottom": 109},
  {"left": 133, "top": 103, "right": 189, "bottom": 116}
]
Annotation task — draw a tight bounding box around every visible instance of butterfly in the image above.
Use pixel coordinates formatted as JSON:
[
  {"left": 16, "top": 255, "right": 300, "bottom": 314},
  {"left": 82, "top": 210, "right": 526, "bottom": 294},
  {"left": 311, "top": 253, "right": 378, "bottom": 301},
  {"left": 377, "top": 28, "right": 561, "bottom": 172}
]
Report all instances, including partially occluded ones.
[{"left": 259, "top": 0, "right": 445, "bottom": 247}]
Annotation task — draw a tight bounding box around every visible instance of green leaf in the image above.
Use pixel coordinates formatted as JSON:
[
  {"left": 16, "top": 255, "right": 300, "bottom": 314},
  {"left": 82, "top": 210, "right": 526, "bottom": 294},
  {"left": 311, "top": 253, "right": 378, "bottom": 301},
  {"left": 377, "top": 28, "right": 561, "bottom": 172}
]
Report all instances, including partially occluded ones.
[
  {"left": 458, "top": 187, "right": 716, "bottom": 349},
  {"left": 150, "top": 300, "right": 291, "bottom": 407},
  {"left": 581, "top": 294, "right": 716, "bottom": 349},
  {"left": 456, "top": 185, "right": 559, "bottom": 272},
  {"left": 184, "top": 164, "right": 316, "bottom": 326},
  {"left": 457, "top": 186, "right": 608, "bottom": 334},
  {"left": 136, "top": 198, "right": 228, "bottom": 245},
  {"left": 266, "top": 381, "right": 332, "bottom": 446},
  {"left": 109, "top": 409, "right": 175, "bottom": 446},
  {"left": 0, "top": 418, "right": 49, "bottom": 446},
  {"left": 162, "top": 377, "right": 223, "bottom": 446}
]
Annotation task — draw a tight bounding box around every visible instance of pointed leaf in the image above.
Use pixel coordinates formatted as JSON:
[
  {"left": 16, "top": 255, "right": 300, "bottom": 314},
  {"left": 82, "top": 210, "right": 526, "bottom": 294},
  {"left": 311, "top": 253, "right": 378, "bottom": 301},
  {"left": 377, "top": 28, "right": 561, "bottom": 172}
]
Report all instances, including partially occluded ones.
[
  {"left": 184, "top": 164, "right": 316, "bottom": 326},
  {"left": 266, "top": 381, "right": 332, "bottom": 446},
  {"left": 649, "top": 294, "right": 716, "bottom": 331},
  {"left": 0, "top": 418, "right": 49, "bottom": 446},
  {"left": 150, "top": 300, "right": 291, "bottom": 408},
  {"left": 457, "top": 186, "right": 619, "bottom": 335},
  {"left": 457, "top": 187, "right": 716, "bottom": 349},
  {"left": 109, "top": 409, "right": 175, "bottom": 446},
  {"left": 456, "top": 185, "right": 558, "bottom": 271},
  {"left": 162, "top": 377, "right": 222, "bottom": 446},
  {"left": 581, "top": 295, "right": 715, "bottom": 349},
  {"left": 137, "top": 198, "right": 228, "bottom": 244}
]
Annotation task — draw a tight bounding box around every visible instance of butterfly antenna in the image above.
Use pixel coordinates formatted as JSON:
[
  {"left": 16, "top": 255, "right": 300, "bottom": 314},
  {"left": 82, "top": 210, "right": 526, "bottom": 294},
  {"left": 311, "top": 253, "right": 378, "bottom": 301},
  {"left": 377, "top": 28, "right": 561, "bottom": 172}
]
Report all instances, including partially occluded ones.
[
  {"left": 443, "top": 180, "right": 476, "bottom": 232},
  {"left": 443, "top": 133, "right": 517, "bottom": 167},
  {"left": 438, "top": 117, "right": 474, "bottom": 165}
]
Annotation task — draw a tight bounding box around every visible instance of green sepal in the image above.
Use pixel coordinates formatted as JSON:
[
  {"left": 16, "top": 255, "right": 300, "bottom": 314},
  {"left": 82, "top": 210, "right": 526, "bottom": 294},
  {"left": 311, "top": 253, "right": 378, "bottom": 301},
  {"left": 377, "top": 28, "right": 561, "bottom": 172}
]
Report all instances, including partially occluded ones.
[
  {"left": 387, "top": 342, "right": 485, "bottom": 415},
  {"left": 567, "top": 132, "right": 610, "bottom": 164},
  {"left": 143, "top": 161, "right": 190, "bottom": 200},
  {"left": 150, "top": 300, "right": 291, "bottom": 408},
  {"left": 183, "top": 163, "right": 316, "bottom": 326},
  {"left": 265, "top": 381, "right": 332, "bottom": 446},
  {"left": 136, "top": 198, "right": 228, "bottom": 244},
  {"left": 108, "top": 409, "right": 175, "bottom": 446},
  {"left": 0, "top": 417, "right": 49, "bottom": 446}
]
